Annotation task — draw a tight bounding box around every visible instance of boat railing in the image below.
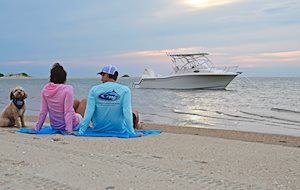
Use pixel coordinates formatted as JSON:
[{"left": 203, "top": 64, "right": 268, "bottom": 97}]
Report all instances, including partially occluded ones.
[
  {"left": 173, "top": 65, "right": 239, "bottom": 74},
  {"left": 223, "top": 66, "right": 239, "bottom": 73},
  {"left": 132, "top": 80, "right": 141, "bottom": 88},
  {"left": 209, "top": 66, "right": 239, "bottom": 73}
]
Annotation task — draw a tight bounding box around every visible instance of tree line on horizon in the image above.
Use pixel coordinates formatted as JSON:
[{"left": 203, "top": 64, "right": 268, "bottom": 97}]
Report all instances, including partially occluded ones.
[
  {"left": 0, "top": 72, "right": 30, "bottom": 77},
  {"left": 0, "top": 73, "right": 131, "bottom": 78}
]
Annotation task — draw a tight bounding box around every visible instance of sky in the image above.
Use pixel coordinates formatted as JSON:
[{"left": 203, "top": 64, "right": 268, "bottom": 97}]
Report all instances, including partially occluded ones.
[{"left": 0, "top": 0, "right": 300, "bottom": 77}]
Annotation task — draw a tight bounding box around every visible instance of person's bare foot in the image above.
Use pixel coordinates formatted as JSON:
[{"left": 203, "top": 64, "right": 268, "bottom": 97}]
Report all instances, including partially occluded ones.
[{"left": 135, "top": 122, "right": 143, "bottom": 130}]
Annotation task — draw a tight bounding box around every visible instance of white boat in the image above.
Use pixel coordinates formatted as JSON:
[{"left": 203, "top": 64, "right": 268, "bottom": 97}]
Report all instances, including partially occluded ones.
[{"left": 133, "top": 53, "right": 241, "bottom": 90}]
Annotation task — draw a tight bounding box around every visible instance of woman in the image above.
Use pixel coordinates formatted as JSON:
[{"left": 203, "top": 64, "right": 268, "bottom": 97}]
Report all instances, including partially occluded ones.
[{"left": 35, "top": 63, "right": 84, "bottom": 133}]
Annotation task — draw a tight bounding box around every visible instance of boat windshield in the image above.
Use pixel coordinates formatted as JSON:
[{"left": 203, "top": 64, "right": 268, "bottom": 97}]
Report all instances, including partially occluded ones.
[{"left": 167, "top": 53, "right": 214, "bottom": 73}]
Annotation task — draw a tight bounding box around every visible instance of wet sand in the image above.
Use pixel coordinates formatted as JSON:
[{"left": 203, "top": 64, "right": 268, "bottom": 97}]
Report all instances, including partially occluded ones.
[
  {"left": 25, "top": 115, "right": 300, "bottom": 147},
  {"left": 0, "top": 115, "right": 299, "bottom": 189}
]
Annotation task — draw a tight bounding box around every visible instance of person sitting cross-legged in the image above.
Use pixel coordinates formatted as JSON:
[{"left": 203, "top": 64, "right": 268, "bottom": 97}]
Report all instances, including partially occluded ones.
[{"left": 77, "top": 65, "right": 139, "bottom": 135}]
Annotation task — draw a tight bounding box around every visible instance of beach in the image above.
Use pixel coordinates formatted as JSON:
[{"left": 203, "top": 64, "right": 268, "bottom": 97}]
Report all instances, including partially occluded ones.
[
  {"left": 0, "top": 116, "right": 299, "bottom": 190},
  {"left": 2, "top": 0, "right": 300, "bottom": 189},
  {"left": 1, "top": 77, "right": 300, "bottom": 137}
]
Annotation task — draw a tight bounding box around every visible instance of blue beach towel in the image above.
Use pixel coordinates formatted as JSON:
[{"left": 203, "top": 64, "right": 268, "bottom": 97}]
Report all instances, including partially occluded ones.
[{"left": 18, "top": 127, "right": 161, "bottom": 138}]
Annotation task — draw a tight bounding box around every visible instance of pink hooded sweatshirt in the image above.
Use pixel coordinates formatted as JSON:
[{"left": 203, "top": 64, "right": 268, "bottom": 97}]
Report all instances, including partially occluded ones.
[{"left": 35, "top": 82, "right": 80, "bottom": 132}]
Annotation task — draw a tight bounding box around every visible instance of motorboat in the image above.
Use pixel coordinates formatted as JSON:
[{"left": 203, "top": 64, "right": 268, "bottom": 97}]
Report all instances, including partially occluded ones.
[{"left": 133, "top": 53, "right": 241, "bottom": 90}]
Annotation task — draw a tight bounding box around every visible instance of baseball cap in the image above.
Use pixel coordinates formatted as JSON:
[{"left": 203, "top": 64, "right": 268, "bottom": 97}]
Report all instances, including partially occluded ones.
[{"left": 97, "top": 65, "right": 118, "bottom": 75}]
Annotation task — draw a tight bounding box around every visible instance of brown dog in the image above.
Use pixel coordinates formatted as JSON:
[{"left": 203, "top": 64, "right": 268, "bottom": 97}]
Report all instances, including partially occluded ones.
[{"left": 0, "top": 86, "right": 27, "bottom": 128}]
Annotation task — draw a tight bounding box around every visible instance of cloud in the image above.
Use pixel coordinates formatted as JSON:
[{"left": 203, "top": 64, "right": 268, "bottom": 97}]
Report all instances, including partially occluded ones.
[
  {"left": 0, "top": 1, "right": 299, "bottom": 77},
  {"left": 225, "top": 50, "right": 300, "bottom": 68},
  {"left": 2, "top": 60, "right": 38, "bottom": 65},
  {"left": 0, "top": 60, "right": 59, "bottom": 66},
  {"left": 116, "top": 47, "right": 202, "bottom": 57},
  {"left": 260, "top": 50, "right": 300, "bottom": 58},
  {"left": 105, "top": 47, "right": 300, "bottom": 72},
  {"left": 261, "top": 1, "right": 300, "bottom": 14}
]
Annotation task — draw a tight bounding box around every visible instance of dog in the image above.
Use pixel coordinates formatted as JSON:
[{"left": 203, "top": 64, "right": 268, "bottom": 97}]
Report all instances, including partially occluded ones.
[{"left": 0, "top": 86, "right": 27, "bottom": 128}]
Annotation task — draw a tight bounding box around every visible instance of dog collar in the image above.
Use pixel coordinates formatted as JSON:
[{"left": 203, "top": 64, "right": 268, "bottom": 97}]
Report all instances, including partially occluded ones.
[{"left": 12, "top": 98, "right": 24, "bottom": 109}]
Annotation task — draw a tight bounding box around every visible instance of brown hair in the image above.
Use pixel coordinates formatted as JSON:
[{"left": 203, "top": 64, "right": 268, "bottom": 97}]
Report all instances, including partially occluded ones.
[{"left": 50, "top": 63, "right": 67, "bottom": 84}]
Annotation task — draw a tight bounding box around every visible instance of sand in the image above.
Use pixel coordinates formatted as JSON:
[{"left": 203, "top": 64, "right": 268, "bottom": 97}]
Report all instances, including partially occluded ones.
[{"left": 0, "top": 116, "right": 299, "bottom": 190}]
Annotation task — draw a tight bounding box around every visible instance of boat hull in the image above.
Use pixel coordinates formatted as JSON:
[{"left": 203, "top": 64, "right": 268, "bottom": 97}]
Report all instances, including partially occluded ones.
[{"left": 135, "top": 74, "right": 238, "bottom": 90}]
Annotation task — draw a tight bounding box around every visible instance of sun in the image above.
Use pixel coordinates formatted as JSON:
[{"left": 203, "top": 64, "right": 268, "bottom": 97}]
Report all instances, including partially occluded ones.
[{"left": 184, "top": 0, "right": 235, "bottom": 9}]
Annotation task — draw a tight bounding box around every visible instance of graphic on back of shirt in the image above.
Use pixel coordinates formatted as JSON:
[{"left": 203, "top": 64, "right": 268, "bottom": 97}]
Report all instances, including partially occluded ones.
[{"left": 98, "top": 90, "right": 120, "bottom": 101}]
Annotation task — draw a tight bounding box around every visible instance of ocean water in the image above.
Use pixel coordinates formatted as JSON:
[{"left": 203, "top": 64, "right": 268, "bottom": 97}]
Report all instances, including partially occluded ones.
[{"left": 1, "top": 77, "right": 300, "bottom": 137}]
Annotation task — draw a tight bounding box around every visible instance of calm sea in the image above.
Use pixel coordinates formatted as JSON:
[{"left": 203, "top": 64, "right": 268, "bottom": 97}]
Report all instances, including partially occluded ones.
[{"left": 1, "top": 77, "right": 300, "bottom": 137}]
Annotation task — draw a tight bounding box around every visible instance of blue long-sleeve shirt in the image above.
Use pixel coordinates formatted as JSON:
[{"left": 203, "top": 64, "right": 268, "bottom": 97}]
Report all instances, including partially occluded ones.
[{"left": 79, "top": 82, "right": 135, "bottom": 134}]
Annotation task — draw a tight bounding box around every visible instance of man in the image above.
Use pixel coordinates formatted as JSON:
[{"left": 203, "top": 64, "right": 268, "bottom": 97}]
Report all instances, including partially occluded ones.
[{"left": 78, "top": 65, "right": 136, "bottom": 135}]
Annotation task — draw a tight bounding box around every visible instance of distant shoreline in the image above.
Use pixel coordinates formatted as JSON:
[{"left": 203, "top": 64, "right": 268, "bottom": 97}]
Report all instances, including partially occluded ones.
[
  {"left": 0, "top": 76, "right": 139, "bottom": 80},
  {"left": 0, "top": 72, "right": 30, "bottom": 78},
  {"left": 1, "top": 76, "right": 299, "bottom": 79},
  {"left": 0, "top": 76, "right": 31, "bottom": 79},
  {"left": 0, "top": 76, "right": 96, "bottom": 79}
]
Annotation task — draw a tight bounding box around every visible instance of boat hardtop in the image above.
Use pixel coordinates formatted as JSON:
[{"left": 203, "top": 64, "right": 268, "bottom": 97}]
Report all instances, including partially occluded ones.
[{"left": 167, "top": 52, "right": 238, "bottom": 75}]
